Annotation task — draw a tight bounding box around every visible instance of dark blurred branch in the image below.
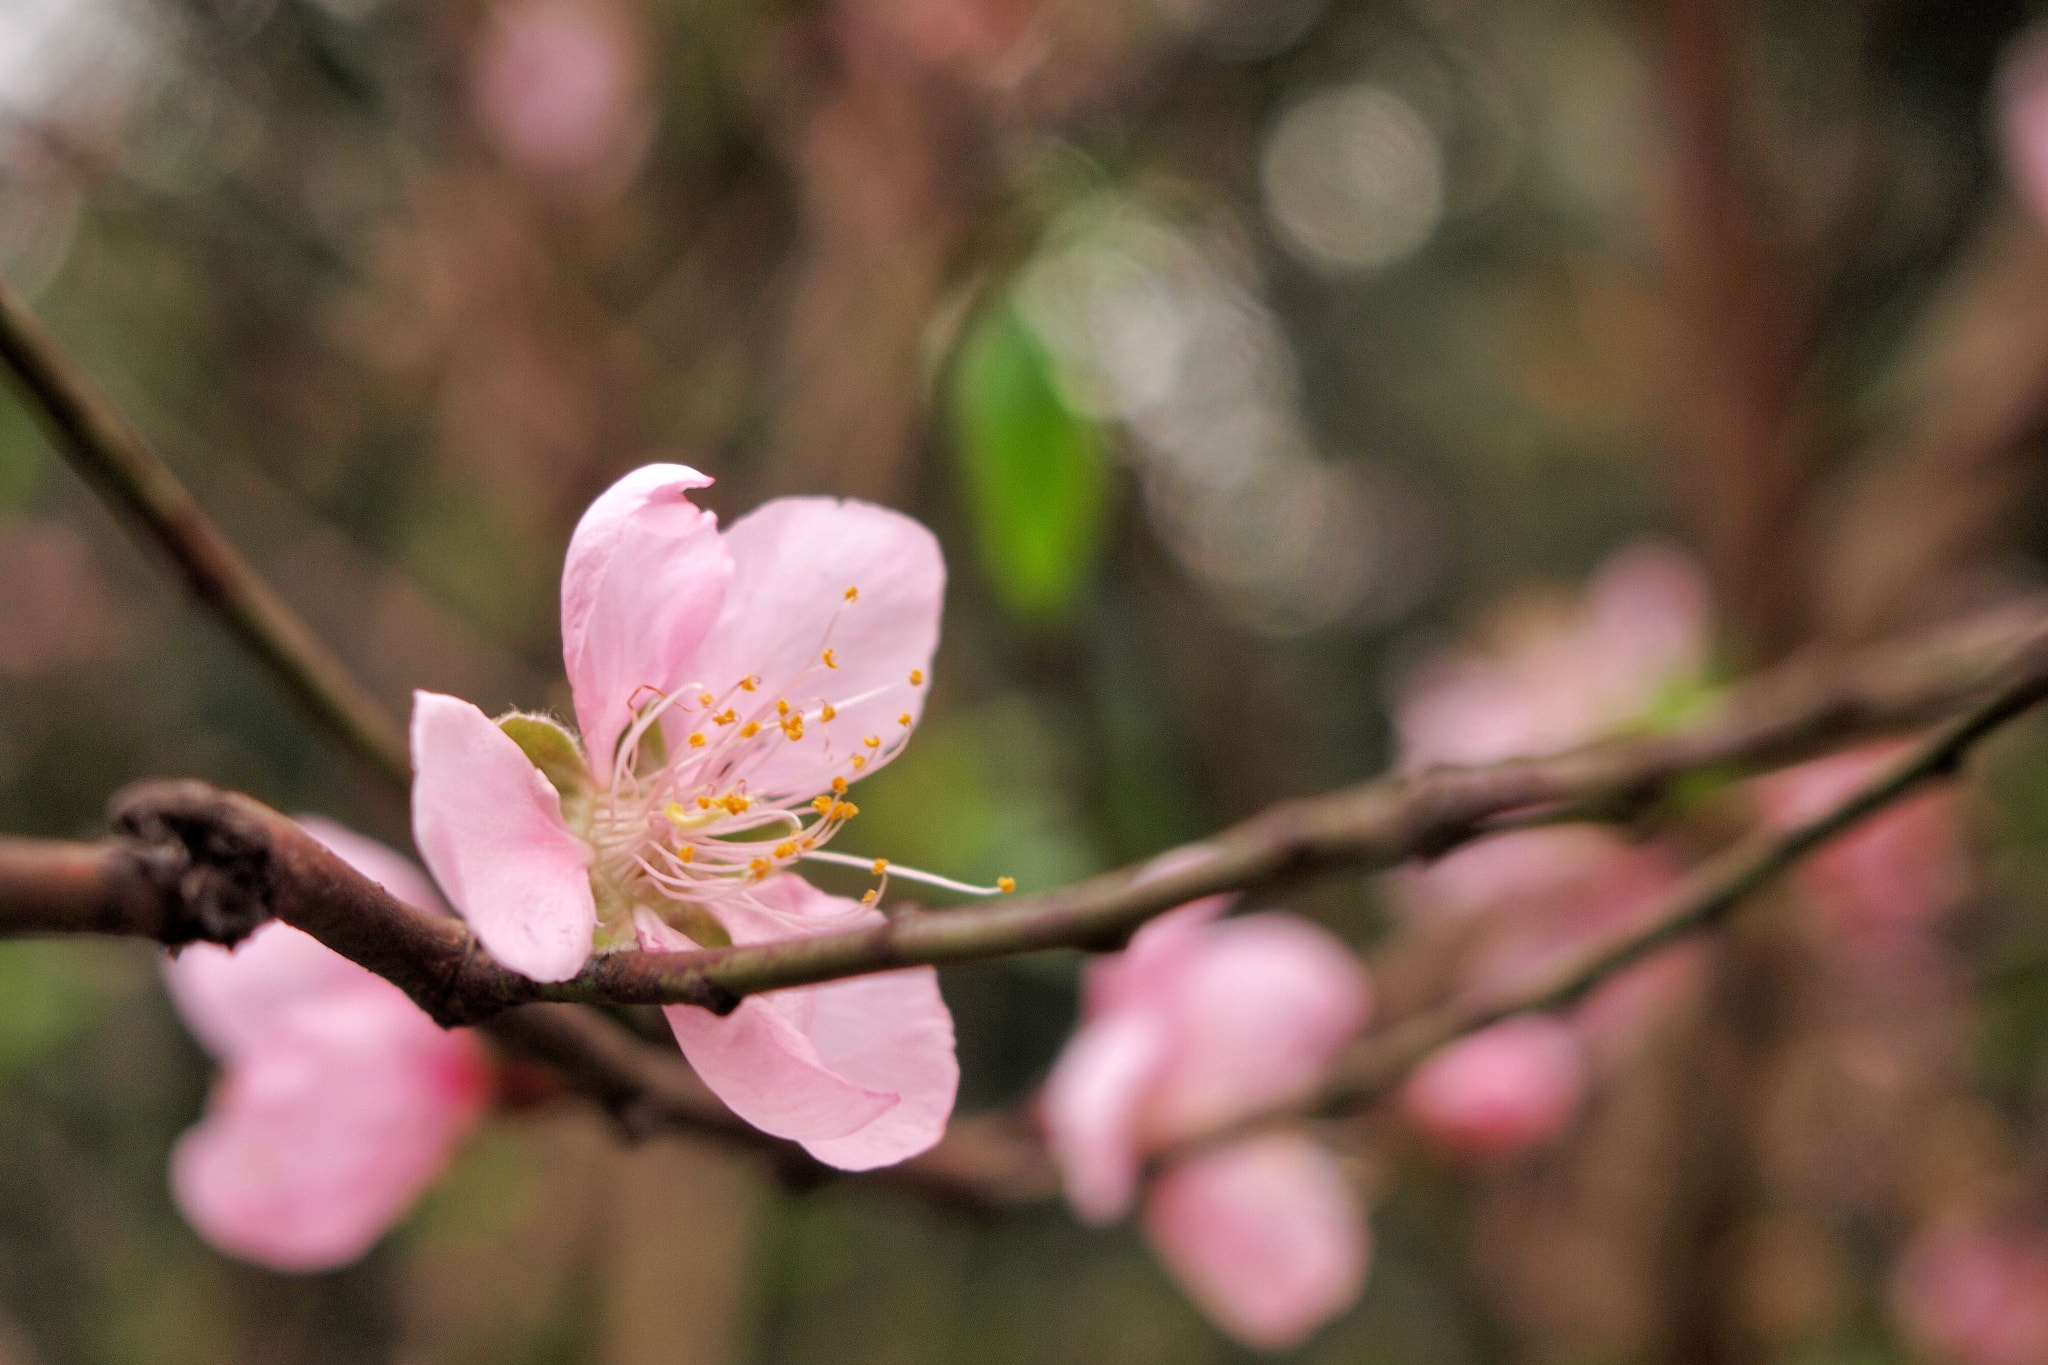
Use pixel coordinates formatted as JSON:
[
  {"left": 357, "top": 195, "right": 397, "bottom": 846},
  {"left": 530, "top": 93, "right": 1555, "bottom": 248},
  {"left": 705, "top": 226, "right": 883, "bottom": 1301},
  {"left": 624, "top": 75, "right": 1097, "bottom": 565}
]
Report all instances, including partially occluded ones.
[
  {"left": 1653, "top": 0, "right": 1817, "bottom": 659},
  {"left": 0, "top": 276, "right": 411, "bottom": 787},
  {"left": 2, "top": 601, "right": 2043, "bottom": 1017}
]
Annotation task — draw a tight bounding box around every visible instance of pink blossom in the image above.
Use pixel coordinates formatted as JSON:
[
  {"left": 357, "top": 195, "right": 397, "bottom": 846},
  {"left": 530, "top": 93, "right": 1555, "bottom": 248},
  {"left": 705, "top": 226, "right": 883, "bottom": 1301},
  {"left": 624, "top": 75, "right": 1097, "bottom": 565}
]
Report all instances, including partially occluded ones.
[
  {"left": 1401, "top": 1015, "right": 1588, "bottom": 1158},
  {"left": 411, "top": 464, "right": 957, "bottom": 1168},
  {"left": 471, "top": 0, "right": 643, "bottom": 179},
  {"left": 1391, "top": 543, "right": 1709, "bottom": 1156},
  {"left": 1892, "top": 1219, "right": 2048, "bottom": 1365},
  {"left": 1041, "top": 874, "right": 1370, "bottom": 1345},
  {"left": 1757, "top": 742, "right": 1969, "bottom": 946},
  {"left": 162, "top": 820, "right": 492, "bottom": 1272},
  {"left": 2000, "top": 27, "right": 2048, "bottom": 228},
  {"left": 1144, "top": 1135, "right": 1371, "bottom": 1351}
]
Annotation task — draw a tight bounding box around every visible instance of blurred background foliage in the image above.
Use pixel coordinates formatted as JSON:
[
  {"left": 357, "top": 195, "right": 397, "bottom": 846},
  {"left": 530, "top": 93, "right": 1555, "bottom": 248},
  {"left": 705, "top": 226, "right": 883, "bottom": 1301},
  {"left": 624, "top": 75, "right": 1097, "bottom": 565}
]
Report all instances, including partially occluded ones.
[{"left": 3, "top": 0, "right": 2048, "bottom": 1360}]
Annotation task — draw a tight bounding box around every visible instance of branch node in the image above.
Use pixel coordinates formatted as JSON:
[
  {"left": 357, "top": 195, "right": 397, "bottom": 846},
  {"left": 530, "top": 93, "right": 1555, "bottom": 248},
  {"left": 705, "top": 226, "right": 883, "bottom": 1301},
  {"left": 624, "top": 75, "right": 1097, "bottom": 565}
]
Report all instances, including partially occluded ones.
[{"left": 108, "top": 781, "right": 275, "bottom": 947}]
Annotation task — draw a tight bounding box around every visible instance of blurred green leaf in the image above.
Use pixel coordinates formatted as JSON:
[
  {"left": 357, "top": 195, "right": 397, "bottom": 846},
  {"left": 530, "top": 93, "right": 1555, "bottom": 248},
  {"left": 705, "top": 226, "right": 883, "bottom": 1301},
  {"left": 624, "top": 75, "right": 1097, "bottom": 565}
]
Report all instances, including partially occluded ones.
[{"left": 946, "top": 300, "right": 1110, "bottom": 625}]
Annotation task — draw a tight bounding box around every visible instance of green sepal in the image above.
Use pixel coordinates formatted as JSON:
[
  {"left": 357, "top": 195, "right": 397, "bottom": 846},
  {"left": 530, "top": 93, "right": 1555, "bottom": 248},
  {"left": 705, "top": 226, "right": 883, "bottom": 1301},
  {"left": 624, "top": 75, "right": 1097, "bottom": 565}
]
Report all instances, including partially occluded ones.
[{"left": 498, "top": 712, "right": 592, "bottom": 799}]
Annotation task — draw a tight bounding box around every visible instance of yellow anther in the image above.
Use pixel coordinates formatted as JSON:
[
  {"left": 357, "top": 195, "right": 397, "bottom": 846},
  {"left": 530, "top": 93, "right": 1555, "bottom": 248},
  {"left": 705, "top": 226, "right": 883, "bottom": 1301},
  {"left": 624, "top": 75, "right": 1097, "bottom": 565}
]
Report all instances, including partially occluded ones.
[
  {"left": 748, "top": 858, "right": 769, "bottom": 878},
  {"left": 820, "top": 703, "right": 837, "bottom": 722},
  {"left": 776, "top": 699, "right": 790, "bottom": 717},
  {"left": 720, "top": 794, "right": 751, "bottom": 815},
  {"left": 851, "top": 755, "right": 868, "bottom": 769},
  {"left": 688, "top": 733, "right": 706, "bottom": 748},
  {"left": 781, "top": 717, "right": 806, "bottom": 740},
  {"left": 871, "top": 858, "right": 889, "bottom": 876},
  {"left": 679, "top": 845, "right": 695, "bottom": 863},
  {"left": 864, "top": 735, "right": 881, "bottom": 749},
  {"left": 998, "top": 877, "right": 1016, "bottom": 894},
  {"left": 909, "top": 669, "right": 924, "bottom": 686},
  {"left": 845, "top": 586, "right": 859, "bottom": 602},
  {"left": 739, "top": 721, "right": 761, "bottom": 738},
  {"left": 774, "top": 841, "right": 798, "bottom": 859},
  {"left": 823, "top": 649, "right": 838, "bottom": 670},
  {"left": 739, "top": 675, "right": 759, "bottom": 692},
  {"left": 831, "top": 801, "right": 859, "bottom": 820},
  {"left": 697, "top": 796, "right": 713, "bottom": 810},
  {"left": 813, "top": 795, "right": 835, "bottom": 814},
  {"left": 802, "top": 836, "right": 817, "bottom": 850},
  {"left": 713, "top": 709, "right": 737, "bottom": 726},
  {"left": 860, "top": 889, "right": 878, "bottom": 904},
  {"left": 698, "top": 692, "right": 715, "bottom": 706},
  {"left": 898, "top": 712, "right": 912, "bottom": 727},
  {"left": 831, "top": 776, "right": 848, "bottom": 794}
]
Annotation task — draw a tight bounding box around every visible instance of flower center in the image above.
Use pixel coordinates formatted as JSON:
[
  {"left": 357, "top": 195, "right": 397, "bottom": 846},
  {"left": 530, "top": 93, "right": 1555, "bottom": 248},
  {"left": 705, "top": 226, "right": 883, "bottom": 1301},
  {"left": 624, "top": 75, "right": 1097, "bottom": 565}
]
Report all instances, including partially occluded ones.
[{"left": 576, "top": 584, "right": 1003, "bottom": 916}]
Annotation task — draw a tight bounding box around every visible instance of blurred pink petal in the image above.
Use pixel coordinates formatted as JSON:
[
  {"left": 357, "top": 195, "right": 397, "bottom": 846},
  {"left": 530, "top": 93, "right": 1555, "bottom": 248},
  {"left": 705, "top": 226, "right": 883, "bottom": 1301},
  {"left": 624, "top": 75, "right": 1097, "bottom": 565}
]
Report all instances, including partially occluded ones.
[
  {"left": 164, "top": 824, "right": 491, "bottom": 1272},
  {"left": 1892, "top": 1219, "right": 2048, "bottom": 1365},
  {"left": 1401, "top": 1015, "right": 1588, "bottom": 1159},
  {"left": 171, "top": 998, "right": 491, "bottom": 1273},
  {"left": 639, "top": 874, "right": 958, "bottom": 1171},
  {"left": 1758, "top": 743, "right": 1968, "bottom": 939},
  {"left": 1398, "top": 540, "right": 1710, "bottom": 770},
  {"left": 1041, "top": 1010, "right": 1172, "bottom": 1222},
  {"left": 411, "top": 690, "right": 596, "bottom": 982},
  {"left": 1043, "top": 906, "right": 1367, "bottom": 1220},
  {"left": 1139, "top": 914, "right": 1371, "bottom": 1147},
  {"left": 2001, "top": 28, "right": 2048, "bottom": 228},
  {"left": 1143, "top": 1134, "right": 1369, "bottom": 1350},
  {"left": 558, "top": 462, "right": 731, "bottom": 771},
  {"left": 472, "top": 0, "right": 642, "bottom": 177},
  {"left": 684, "top": 496, "right": 944, "bottom": 798}
]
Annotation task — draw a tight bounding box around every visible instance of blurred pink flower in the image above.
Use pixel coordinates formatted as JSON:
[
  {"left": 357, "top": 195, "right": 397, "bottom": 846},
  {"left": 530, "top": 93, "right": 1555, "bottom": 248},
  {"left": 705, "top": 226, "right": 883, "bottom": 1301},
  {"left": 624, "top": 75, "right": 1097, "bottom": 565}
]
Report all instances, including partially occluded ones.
[
  {"left": 1757, "top": 742, "right": 1969, "bottom": 948},
  {"left": 1401, "top": 1015, "right": 1588, "bottom": 1159},
  {"left": 1392, "top": 543, "right": 1711, "bottom": 1157},
  {"left": 1892, "top": 1219, "right": 2048, "bottom": 1365},
  {"left": 1144, "top": 1134, "right": 1371, "bottom": 1351},
  {"left": 411, "top": 463, "right": 957, "bottom": 1168},
  {"left": 1041, "top": 866, "right": 1370, "bottom": 1346},
  {"left": 471, "top": 0, "right": 645, "bottom": 180},
  {"left": 162, "top": 820, "right": 492, "bottom": 1273},
  {"left": 2000, "top": 27, "right": 2048, "bottom": 227}
]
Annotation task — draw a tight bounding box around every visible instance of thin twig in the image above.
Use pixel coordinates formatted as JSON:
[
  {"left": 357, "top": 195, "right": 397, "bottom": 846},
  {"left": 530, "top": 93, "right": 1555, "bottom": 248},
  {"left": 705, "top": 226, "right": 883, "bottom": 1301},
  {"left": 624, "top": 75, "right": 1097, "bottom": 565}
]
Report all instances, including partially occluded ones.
[{"left": 0, "top": 276, "right": 411, "bottom": 787}]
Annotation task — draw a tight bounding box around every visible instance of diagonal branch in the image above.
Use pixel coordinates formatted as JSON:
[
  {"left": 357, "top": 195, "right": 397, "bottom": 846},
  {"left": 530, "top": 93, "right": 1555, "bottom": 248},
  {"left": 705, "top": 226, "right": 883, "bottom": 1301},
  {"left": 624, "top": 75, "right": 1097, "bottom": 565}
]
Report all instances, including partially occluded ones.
[{"left": 1316, "top": 654, "right": 2048, "bottom": 1109}]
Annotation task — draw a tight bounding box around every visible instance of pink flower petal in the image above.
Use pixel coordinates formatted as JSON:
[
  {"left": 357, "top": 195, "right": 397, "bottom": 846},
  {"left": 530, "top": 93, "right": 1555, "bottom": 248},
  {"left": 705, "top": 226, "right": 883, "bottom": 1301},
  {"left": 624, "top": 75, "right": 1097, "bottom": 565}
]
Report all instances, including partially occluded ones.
[
  {"left": 1143, "top": 1134, "right": 1369, "bottom": 1350},
  {"left": 638, "top": 878, "right": 959, "bottom": 1169},
  {"left": 1141, "top": 913, "right": 1370, "bottom": 1146},
  {"left": 1040, "top": 1009, "right": 1173, "bottom": 1223},
  {"left": 685, "top": 497, "right": 943, "bottom": 800},
  {"left": 559, "top": 464, "right": 733, "bottom": 772},
  {"left": 166, "top": 922, "right": 397, "bottom": 1063},
  {"left": 165, "top": 820, "right": 451, "bottom": 1060},
  {"left": 171, "top": 999, "right": 491, "bottom": 1273},
  {"left": 1402, "top": 1014, "right": 1588, "bottom": 1159},
  {"left": 410, "top": 690, "right": 596, "bottom": 982}
]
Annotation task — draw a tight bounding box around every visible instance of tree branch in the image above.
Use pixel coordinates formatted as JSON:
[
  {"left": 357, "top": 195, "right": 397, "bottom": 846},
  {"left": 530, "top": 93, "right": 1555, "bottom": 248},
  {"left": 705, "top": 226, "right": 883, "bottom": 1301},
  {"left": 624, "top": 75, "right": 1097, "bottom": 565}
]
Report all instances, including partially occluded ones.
[
  {"left": 5, "top": 600, "right": 2043, "bottom": 1022},
  {"left": 1317, "top": 642, "right": 2048, "bottom": 1109}
]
